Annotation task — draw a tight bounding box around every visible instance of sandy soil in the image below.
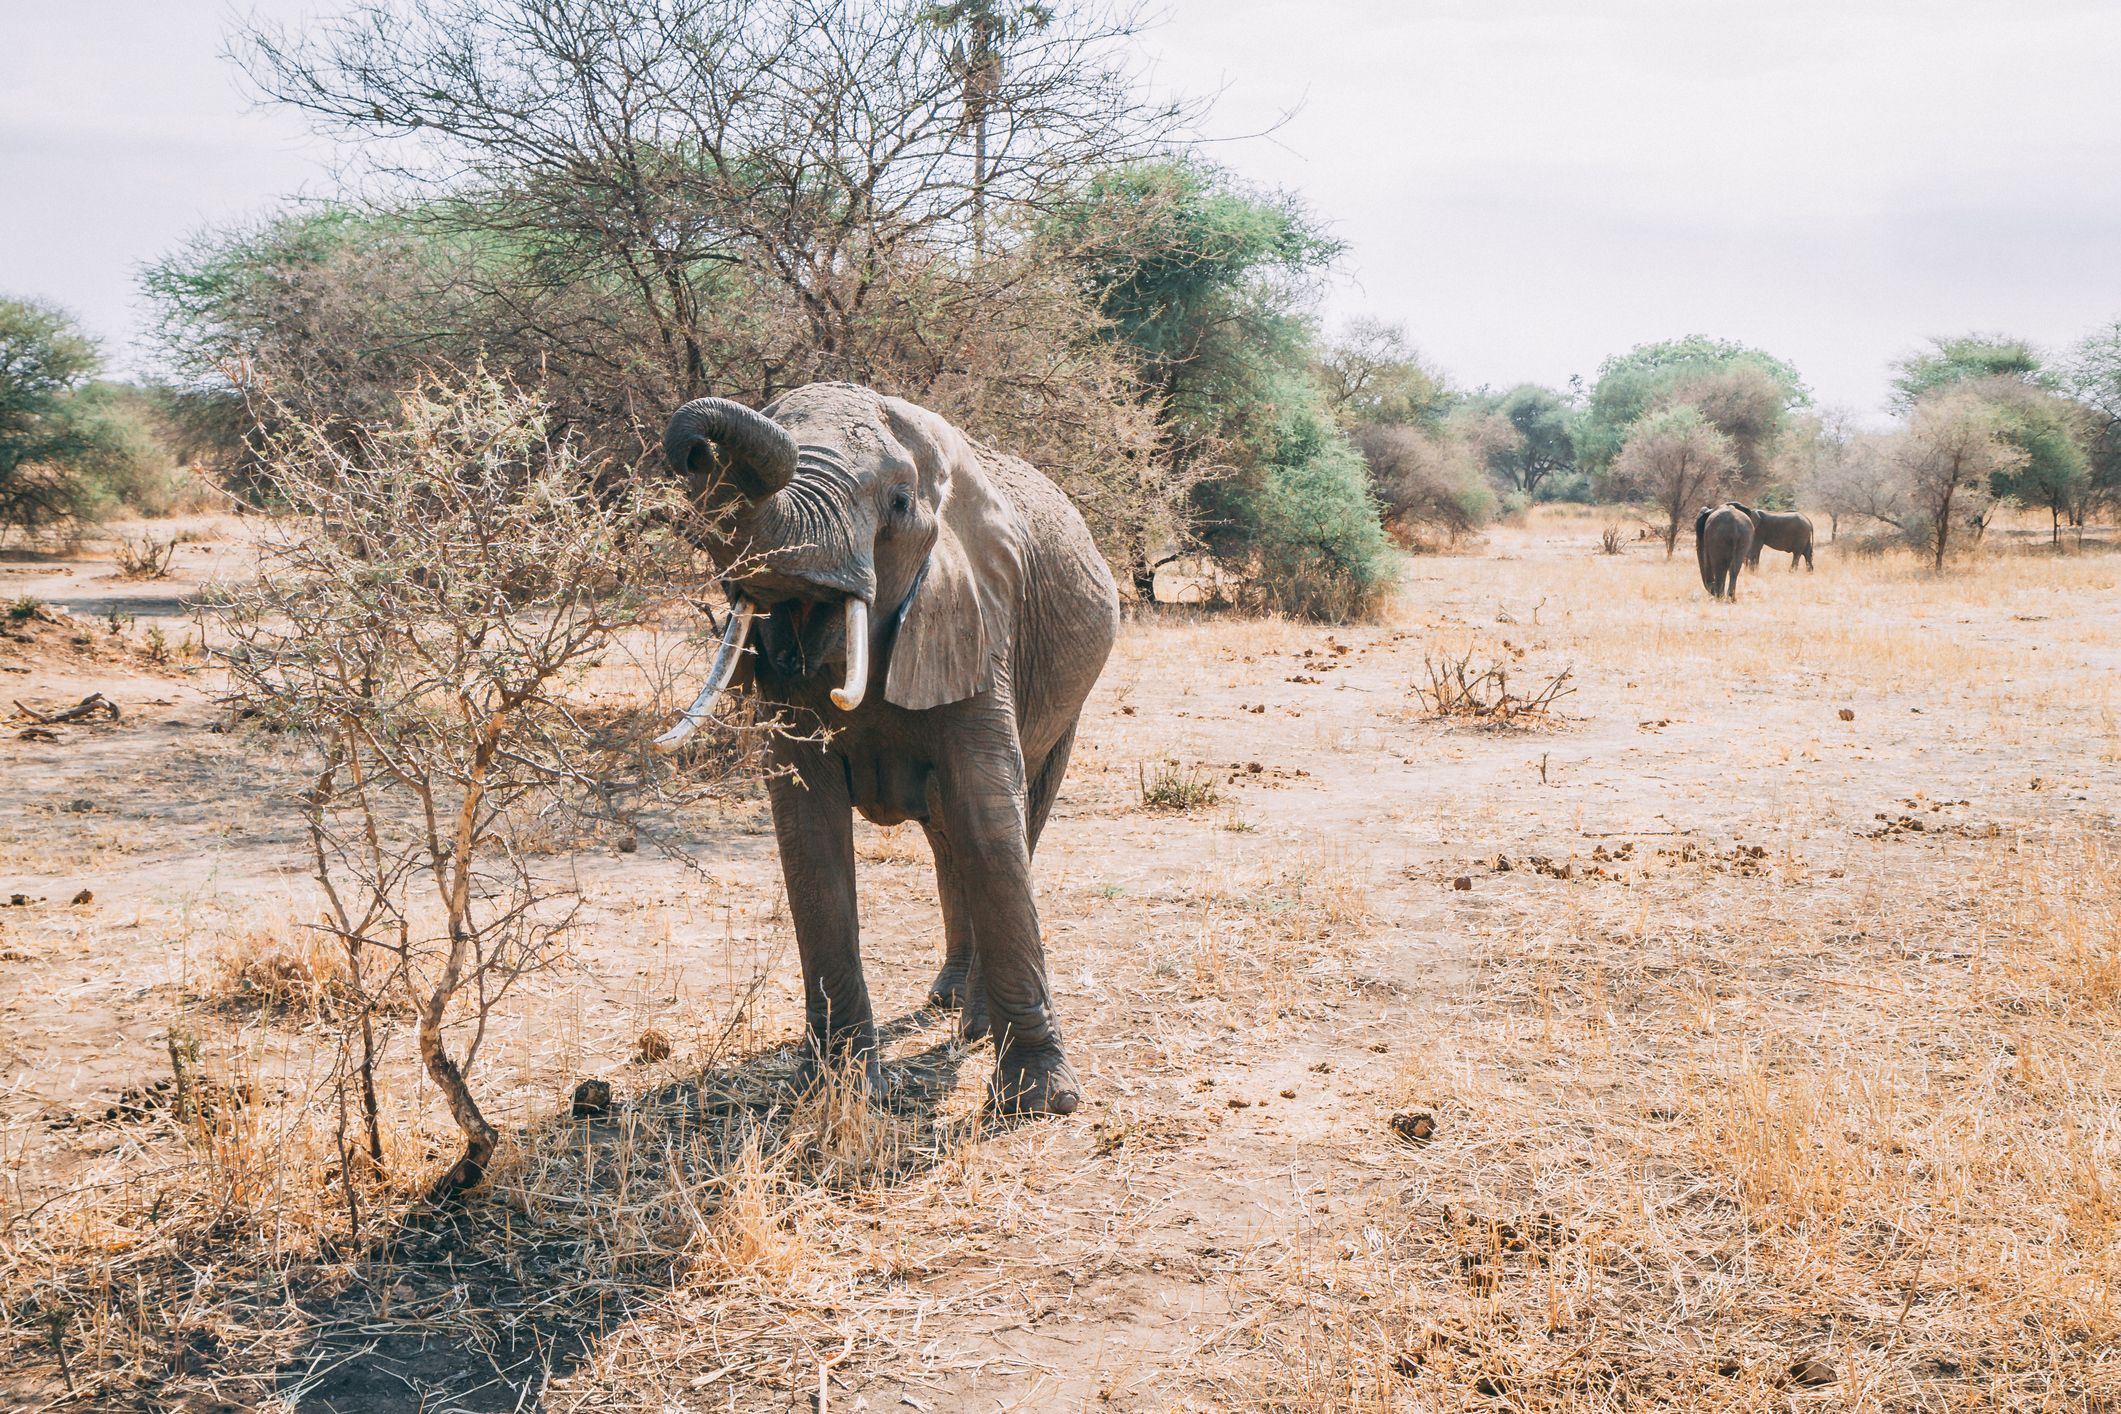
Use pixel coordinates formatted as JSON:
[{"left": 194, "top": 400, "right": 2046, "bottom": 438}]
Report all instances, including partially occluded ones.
[{"left": 3, "top": 510, "right": 2119, "bottom": 1411}]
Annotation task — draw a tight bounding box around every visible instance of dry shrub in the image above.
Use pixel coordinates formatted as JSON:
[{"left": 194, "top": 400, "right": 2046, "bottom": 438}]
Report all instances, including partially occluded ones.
[
  {"left": 1138, "top": 759, "right": 1222, "bottom": 813},
  {"left": 1413, "top": 647, "right": 1575, "bottom": 725},
  {"left": 215, "top": 371, "right": 726, "bottom": 1200},
  {"left": 112, "top": 532, "right": 180, "bottom": 579}
]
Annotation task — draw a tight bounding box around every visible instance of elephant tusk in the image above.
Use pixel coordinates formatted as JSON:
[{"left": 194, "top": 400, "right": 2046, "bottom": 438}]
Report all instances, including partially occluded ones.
[
  {"left": 651, "top": 600, "right": 756, "bottom": 755},
  {"left": 830, "top": 598, "right": 870, "bottom": 712}
]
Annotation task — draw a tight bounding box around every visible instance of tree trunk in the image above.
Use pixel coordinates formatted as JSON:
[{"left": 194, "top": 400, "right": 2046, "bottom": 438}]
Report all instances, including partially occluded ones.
[
  {"left": 1933, "top": 484, "right": 1955, "bottom": 572},
  {"left": 417, "top": 988, "right": 498, "bottom": 1201},
  {"left": 972, "top": 111, "right": 989, "bottom": 260}
]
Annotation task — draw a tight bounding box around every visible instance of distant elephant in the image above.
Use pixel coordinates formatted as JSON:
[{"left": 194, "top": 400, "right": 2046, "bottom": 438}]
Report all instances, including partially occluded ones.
[
  {"left": 1733, "top": 503, "right": 1815, "bottom": 570},
  {"left": 1695, "top": 504, "right": 1754, "bottom": 600},
  {"left": 653, "top": 384, "right": 1117, "bottom": 1116}
]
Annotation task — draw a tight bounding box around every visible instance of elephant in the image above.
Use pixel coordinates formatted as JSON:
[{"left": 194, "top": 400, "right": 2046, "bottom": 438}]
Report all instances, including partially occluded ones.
[
  {"left": 652, "top": 383, "right": 1118, "bottom": 1116},
  {"left": 1694, "top": 503, "right": 1754, "bottom": 600},
  {"left": 1733, "top": 503, "right": 1815, "bottom": 570}
]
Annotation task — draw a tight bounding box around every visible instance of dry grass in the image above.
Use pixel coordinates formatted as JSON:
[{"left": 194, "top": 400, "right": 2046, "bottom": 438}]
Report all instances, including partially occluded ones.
[
  {"left": 202, "top": 922, "right": 368, "bottom": 1017},
  {"left": 8, "top": 505, "right": 2121, "bottom": 1409},
  {"left": 1208, "top": 826, "right": 2121, "bottom": 1410}
]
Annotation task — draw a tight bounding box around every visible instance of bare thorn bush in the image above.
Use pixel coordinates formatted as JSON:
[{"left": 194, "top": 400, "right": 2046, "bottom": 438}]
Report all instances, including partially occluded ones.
[
  {"left": 112, "top": 533, "right": 180, "bottom": 579},
  {"left": 1414, "top": 648, "right": 1575, "bottom": 726},
  {"left": 214, "top": 371, "right": 718, "bottom": 1202}
]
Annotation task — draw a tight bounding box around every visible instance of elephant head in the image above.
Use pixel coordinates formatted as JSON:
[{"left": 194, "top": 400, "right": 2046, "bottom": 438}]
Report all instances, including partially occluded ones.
[{"left": 653, "top": 384, "right": 993, "bottom": 750}]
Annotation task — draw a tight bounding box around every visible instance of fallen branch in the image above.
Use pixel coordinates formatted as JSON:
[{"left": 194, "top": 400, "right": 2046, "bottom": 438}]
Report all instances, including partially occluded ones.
[{"left": 12, "top": 693, "right": 121, "bottom": 725}]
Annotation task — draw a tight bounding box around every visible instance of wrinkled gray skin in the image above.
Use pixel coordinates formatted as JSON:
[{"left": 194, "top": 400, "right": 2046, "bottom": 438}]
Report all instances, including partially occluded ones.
[
  {"left": 1694, "top": 504, "right": 1754, "bottom": 600},
  {"left": 1733, "top": 503, "right": 1815, "bottom": 570},
  {"left": 664, "top": 384, "right": 1118, "bottom": 1116}
]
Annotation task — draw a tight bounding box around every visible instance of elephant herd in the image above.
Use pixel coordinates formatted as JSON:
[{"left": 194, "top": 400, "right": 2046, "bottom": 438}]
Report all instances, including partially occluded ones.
[
  {"left": 1694, "top": 501, "right": 1816, "bottom": 601},
  {"left": 646, "top": 379, "right": 1826, "bottom": 1119}
]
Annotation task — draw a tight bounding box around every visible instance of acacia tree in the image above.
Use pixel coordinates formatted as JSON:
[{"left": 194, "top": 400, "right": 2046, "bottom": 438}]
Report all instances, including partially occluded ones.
[
  {"left": 1607, "top": 405, "right": 1738, "bottom": 556},
  {"left": 1314, "top": 319, "right": 1450, "bottom": 430},
  {"left": 218, "top": 373, "right": 719, "bottom": 1198},
  {"left": 1890, "top": 334, "right": 2047, "bottom": 411},
  {"left": 236, "top": 0, "right": 1185, "bottom": 400},
  {"left": 1982, "top": 380, "right": 2091, "bottom": 541},
  {"left": 1787, "top": 409, "right": 1904, "bottom": 540},
  {"left": 0, "top": 299, "right": 162, "bottom": 538},
  {"left": 1893, "top": 388, "right": 2022, "bottom": 571},
  {"left": 1579, "top": 336, "right": 1807, "bottom": 491},
  {"left": 2071, "top": 319, "right": 2121, "bottom": 513},
  {"left": 1475, "top": 384, "right": 1577, "bottom": 499}
]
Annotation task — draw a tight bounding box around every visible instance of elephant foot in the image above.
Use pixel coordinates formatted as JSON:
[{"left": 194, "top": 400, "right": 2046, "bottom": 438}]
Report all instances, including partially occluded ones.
[
  {"left": 988, "top": 1041, "right": 1080, "bottom": 1117},
  {"left": 789, "top": 1026, "right": 885, "bottom": 1102},
  {"left": 926, "top": 960, "right": 971, "bottom": 1010}
]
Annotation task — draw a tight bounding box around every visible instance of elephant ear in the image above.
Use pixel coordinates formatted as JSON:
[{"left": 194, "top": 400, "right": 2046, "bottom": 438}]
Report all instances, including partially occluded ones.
[
  {"left": 886, "top": 522, "right": 990, "bottom": 710},
  {"left": 880, "top": 397, "right": 1004, "bottom": 711}
]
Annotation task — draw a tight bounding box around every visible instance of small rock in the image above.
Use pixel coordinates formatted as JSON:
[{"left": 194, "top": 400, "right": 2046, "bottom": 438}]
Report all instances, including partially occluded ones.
[
  {"left": 1837, "top": 707, "right": 1855, "bottom": 722},
  {"left": 1390, "top": 1112, "right": 1437, "bottom": 1145},
  {"left": 1452, "top": 875, "right": 1473, "bottom": 891},
  {"left": 570, "top": 1079, "right": 614, "bottom": 1118},
  {"left": 68, "top": 889, "right": 93, "bottom": 906},
  {"left": 1279, "top": 1088, "right": 1296, "bottom": 1099},
  {"left": 633, "top": 1027, "right": 673, "bottom": 1064},
  {"left": 6, "top": 894, "right": 30, "bottom": 907},
  {"left": 1788, "top": 1356, "right": 1836, "bottom": 1387}
]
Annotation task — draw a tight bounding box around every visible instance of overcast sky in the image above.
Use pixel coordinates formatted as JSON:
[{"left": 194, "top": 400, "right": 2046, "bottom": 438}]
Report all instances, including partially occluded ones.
[{"left": 3, "top": 1, "right": 2116, "bottom": 415}]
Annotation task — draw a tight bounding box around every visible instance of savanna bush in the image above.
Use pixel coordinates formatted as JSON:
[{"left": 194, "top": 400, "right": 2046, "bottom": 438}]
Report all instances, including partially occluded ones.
[{"left": 1241, "top": 402, "right": 1397, "bottom": 621}]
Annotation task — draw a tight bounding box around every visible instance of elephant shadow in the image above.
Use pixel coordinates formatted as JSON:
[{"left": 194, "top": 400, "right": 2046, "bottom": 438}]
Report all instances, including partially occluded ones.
[{"left": 278, "top": 1009, "right": 1011, "bottom": 1413}]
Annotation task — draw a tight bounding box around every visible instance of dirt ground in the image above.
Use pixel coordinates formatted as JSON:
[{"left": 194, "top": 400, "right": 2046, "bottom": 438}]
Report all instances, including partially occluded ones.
[{"left": 4, "top": 508, "right": 2120, "bottom": 1411}]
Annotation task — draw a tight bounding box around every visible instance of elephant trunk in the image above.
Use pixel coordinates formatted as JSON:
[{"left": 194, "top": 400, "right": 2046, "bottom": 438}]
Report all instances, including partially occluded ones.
[
  {"left": 664, "top": 399, "right": 796, "bottom": 502},
  {"left": 830, "top": 597, "right": 870, "bottom": 712}
]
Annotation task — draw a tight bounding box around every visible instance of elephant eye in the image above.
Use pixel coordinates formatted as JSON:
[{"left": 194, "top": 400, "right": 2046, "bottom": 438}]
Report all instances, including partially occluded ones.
[{"left": 889, "top": 486, "right": 915, "bottom": 518}]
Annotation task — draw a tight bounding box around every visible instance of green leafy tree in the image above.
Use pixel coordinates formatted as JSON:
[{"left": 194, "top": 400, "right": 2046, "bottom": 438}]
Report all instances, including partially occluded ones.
[
  {"left": 1579, "top": 336, "right": 1808, "bottom": 485},
  {"left": 1243, "top": 395, "right": 1396, "bottom": 620},
  {"left": 0, "top": 299, "right": 164, "bottom": 537},
  {"left": 1889, "top": 335, "right": 2089, "bottom": 538},
  {"left": 1890, "top": 334, "right": 2047, "bottom": 411},
  {"left": 1983, "top": 383, "right": 2090, "bottom": 540},
  {"left": 1466, "top": 383, "right": 1576, "bottom": 499},
  {"left": 1049, "top": 159, "right": 1396, "bottom": 613},
  {"left": 2069, "top": 320, "right": 2121, "bottom": 513}
]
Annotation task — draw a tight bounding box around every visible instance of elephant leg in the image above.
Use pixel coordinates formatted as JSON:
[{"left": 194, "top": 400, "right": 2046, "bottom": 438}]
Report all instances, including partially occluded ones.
[
  {"left": 1025, "top": 722, "right": 1080, "bottom": 858},
  {"left": 766, "top": 743, "right": 880, "bottom": 1094},
  {"left": 923, "top": 724, "right": 1079, "bottom": 1046},
  {"left": 935, "top": 707, "right": 1078, "bottom": 1116},
  {"left": 920, "top": 818, "right": 988, "bottom": 1042}
]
